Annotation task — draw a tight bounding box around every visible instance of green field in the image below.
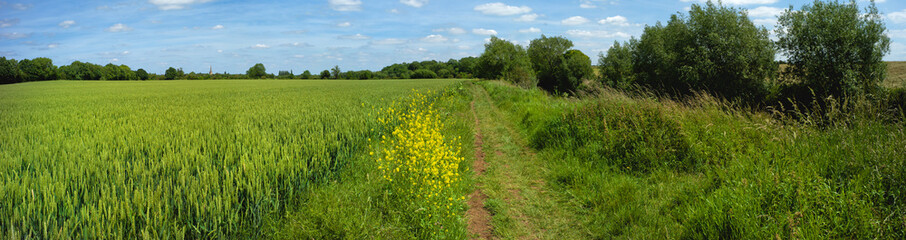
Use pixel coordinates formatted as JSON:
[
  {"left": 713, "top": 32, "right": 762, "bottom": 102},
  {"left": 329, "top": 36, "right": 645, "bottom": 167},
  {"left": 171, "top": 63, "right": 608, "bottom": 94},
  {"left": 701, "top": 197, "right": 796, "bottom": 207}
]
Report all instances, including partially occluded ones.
[{"left": 0, "top": 79, "right": 472, "bottom": 238}]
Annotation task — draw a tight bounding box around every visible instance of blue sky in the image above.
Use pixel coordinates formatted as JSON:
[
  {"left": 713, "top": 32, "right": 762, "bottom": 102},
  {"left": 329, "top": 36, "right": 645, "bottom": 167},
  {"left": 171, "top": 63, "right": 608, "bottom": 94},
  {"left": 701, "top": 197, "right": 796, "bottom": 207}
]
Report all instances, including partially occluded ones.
[{"left": 1, "top": 0, "right": 905, "bottom": 74}]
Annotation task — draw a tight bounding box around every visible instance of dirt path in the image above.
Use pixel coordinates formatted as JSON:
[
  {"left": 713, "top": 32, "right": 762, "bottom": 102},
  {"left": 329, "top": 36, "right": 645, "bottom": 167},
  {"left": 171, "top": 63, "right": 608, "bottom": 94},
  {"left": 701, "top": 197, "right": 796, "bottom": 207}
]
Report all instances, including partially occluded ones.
[
  {"left": 466, "top": 100, "right": 493, "bottom": 239},
  {"left": 465, "top": 83, "right": 585, "bottom": 239}
]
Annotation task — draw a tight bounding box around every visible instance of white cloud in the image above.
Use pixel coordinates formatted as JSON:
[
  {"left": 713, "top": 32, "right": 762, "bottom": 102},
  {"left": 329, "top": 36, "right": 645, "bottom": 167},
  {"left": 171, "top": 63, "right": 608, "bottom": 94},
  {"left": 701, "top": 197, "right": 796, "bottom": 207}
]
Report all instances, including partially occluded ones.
[
  {"left": 598, "top": 15, "right": 629, "bottom": 26},
  {"left": 566, "top": 30, "right": 630, "bottom": 38},
  {"left": 422, "top": 34, "right": 448, "bottom": 43},
  {"left": 281, "top": 42, "right": 312, "bottom": 47},
  {"left": 889, "top": 10, "right": 906, "bottom": 24},
  {"left": 372, "top": 38, "right": 408, "bottom": 45},
  {"left": 148, "top": 0, "right": 213, "bottom": 10},
  {"left": 747, "top": 6, "right": 783, "bottom": 18},
  {"left": 339, "top": 33, "right": 371, "bottom": 40},
  {"left": 252, "top": 44, "right": 270, "bottom": 48},
  {"left": 561, "top": 16, "right": 589, "bottom": 25},
  {"left": 580, "top": 0, "right": 596, "bottom": 8},
  {"left": 337, "top": 22, "right": 351, "bottom": 27},
  {"left": 680, "top": 0, "right": 776, "bottom": 5},
  {"left": 105, "top": 23, "right": 133, "bottom": 32},
  {"left": 519, "top": 27, "right": 541, "bottom": 33},
  {"left": 514, "top": 13, "right": 539, "bottom": 22},
  {"left": 294, "top": 55, "right": 305, "bottom": 58},
  {"left": 472, "top": 28, "right": 498, "bottom": 35},
  {"left": 390, "top": 8, "right": 400, "bottom": 14},
  {"left": 889, "top": 29, "right": 906, "bottom": 39},
  {"left": 47, "top": 44, "right": 59, "bottom": 49},
  {"left": 58, "top": 20, "right": 75, "bottom": 28},
  {"left": 217, "top": 49, "right": 223, "bottom": 53},
  {"left": 12, "top": 3, "right": 31, "bottom": 10},
  {"left": 752, "top": 18, "right": 777, "bottom": 27},
  {"left": 111, "top": 58, "right": 119, "bottom": 62},
  {"left": 329, "top": 0, "right": 362, "bottom": 11},
  {"left": 474, "top": 2, "right": 531, "bottom": 16},
  {"left": 122, "top": 50, "right": 130, "bottom": 54},
  {"left": 0, "top": 32, "right": 29, "bottom": 39},
  {"left": 211, "top": 24, "right": 224, "bottom": 30},
  {"left": 1, "top": 19, "right": 19, "bottom": 28},
  {"left": 434, "top": 27, "right": 467, "bottom": 35},
  {"left": 400, "top": 0, "right": 428, "bottom": 8}
]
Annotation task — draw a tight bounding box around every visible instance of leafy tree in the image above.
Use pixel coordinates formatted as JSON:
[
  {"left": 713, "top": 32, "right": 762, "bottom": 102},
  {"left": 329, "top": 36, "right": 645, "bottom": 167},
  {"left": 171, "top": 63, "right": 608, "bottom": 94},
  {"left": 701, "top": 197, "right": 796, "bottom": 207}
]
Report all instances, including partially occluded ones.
[
  {"left": 528, "top": 35, "right": 575, "bottom": 93},
  {"left": 563, "top": 49, "right": 594, "bottom": 89},
  {"left": 320, "top": 70, "right": 331, "bottom": 79},
  {"left": 477, "top": 36, "right": 536, "bottom": 88},
  {"left": 1, "top": 57, "right": 20, "bottom": 84},
  {"left": 633, "top": 1, "right": 775, "bottom": 103},
  {"left": 165, "top": 67, "right": 179, "bottom": 80},
  {"left": 411, "top": 69, "right": 438, "bottom": 79},
  {"left": 331, "top": 65, "right": 341, "bottom": 79},
  {"left": 18, "top": 57, "right": 57, "bottom": 81},
  {"left": 599, "top": 41, "right": 634, "bottom": 89},
  {"left": 135, "top": 68, "right": 149, "bottom": 80},
  {"left": 102, "top": 64, "right": 137, "bottom": 80},
  {"left": 776, "top": 0, "right": 889, "bottom": 100},
  {"left": 437, "top": 69, "right": 453, "bottom": 78},
  {"left": 247, "top": 63, "right": 267, "bottom": 79},
  {"left": 300, "top": 70, "right": 312, "bottom": 79},
  {"left": 277, "top": 70, "right": 294, "bottom": 79},
  {"left": 59, "top": 61, "right": 102, "bottom": 80}
]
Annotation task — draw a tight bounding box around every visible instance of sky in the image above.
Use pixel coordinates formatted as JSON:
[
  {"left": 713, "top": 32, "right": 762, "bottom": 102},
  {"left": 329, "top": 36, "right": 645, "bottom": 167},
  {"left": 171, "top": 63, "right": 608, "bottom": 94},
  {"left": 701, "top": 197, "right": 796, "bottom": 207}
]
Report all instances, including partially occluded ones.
[{"left": 1, "top": 0, "right": 906, "bottom": 74}]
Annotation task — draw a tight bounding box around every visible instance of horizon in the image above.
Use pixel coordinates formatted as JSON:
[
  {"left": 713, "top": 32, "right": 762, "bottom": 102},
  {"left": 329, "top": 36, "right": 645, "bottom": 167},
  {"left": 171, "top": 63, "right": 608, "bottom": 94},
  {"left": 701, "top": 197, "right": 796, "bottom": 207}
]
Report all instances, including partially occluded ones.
[{"left": 2, "top": 0, "right": 906, "bottom": 74}]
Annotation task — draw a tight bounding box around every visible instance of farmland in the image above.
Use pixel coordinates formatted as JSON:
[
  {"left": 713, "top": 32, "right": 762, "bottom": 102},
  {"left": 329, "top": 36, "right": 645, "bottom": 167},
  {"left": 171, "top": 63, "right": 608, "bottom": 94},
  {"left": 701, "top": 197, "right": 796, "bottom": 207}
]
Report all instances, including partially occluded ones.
[{"left": 0, "top": 79, "right": 471, "bottom": 238}]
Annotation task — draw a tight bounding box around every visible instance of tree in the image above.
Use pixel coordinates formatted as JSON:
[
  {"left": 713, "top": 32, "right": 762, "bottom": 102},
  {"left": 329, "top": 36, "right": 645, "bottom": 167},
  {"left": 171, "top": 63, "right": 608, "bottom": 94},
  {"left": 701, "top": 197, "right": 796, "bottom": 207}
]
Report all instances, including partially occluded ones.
[
  {"left": 477, "top": 36, "right": 536, "bottom": 88},
  {"left": 599, "top": 41, "right": 634, "bottom": 89},
  {"left": 1, "top": 57, "right": 20, "bottom": 84},
  {"left": 277, "top": 70, "right": 294, "bottom": 79},
  {"left": 437, "top": 69, "right": 453, "bottom": 78},
  {"left": 320, "top": 70, "right": 331, "bottom": 79},
  {"left": 165, "top": 67, "right": 179, "bottom": 80},
  {"left": 300, "top": 70, "right": 312, "bottom": 79},
  {"left": 632, "top": 1, "right": 775, "bottom": 103},
  {"left": 411, "top": 69, "right": 437, "bottom": 79},
  {"left": 247, "top": 63, "right": 267, "bottom": 79},
  {"left": 18, "top": 57, "right": 57, "bottom": 81},
  {"left": 563, "top": 49, "right": 594, "bottom": 89},
  {"left": 135, "top": 69, "right": 149, "bottom": 80},
  {"left": 528, "top": 35, "right": 575, "bottom": 93},
  {"left": 776, "top": 0, "right": 889, "bottom": 101},
  {"left": 331, "top": 65, "right": 341, "bottom": 79}
]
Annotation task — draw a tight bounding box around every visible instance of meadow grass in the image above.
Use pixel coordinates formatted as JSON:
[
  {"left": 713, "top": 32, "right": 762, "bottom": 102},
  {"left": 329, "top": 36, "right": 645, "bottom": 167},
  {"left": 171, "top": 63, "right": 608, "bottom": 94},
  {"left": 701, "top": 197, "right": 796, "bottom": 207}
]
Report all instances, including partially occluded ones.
[
  {"left": 478, "top": 80, "right": 905, "bottom": 239},
  {"left": 0, "top": 79, "right": 470, "bottom": 238}
]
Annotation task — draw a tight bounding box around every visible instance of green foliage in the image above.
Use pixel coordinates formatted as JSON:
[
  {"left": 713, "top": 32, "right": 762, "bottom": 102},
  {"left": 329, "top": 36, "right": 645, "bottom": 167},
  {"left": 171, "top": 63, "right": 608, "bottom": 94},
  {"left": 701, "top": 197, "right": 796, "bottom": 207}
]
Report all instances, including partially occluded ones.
[
  {"left": 436, "top": 68, "right": 453, "bottom": 78},
  {"left": 0, "top": 57, "right": 21, "bottom": 84},
  {"left": 0, "top": 79, "right": 465, "bottom": 238},
  {"left": 277, "top": 70, "right": 294, "bottom": 79},
  {"left": 59, "top": 61, "right": 103, "bottom": 80},
  {"left": 101, "top": 63, "right": 138, "bottom": 80},
  {"left": 633, "top": 1, "right": 775, "bottom": 103},
  {"left": 331, "top": 65, "right": 340, "bottom": 79},
  {"left": 164, "top": 67, "right": 183, "bottom": 80},
  {"left": 319, "top": 70, "right": 330, "bottom": 79},
  {"left": 18, "top": 57, "right": 57, "bottom": 81},
  {"left": 776, "top": 0, "right": 889, "bottom": 101},
  {"left": 135, "top": 68, "right": 149, "bottom": 80},
  {"left": 247, "top": 63, "right": 267, "bottom": 79},
  {"left": 563, "top": 50, "right": 593, "bottom": 90},
  {"left": 410, "top": 69, "right": 437, "bottom": 79},
  {"left": 478, "top": 36, "right": 536, "bottom": 88},
  {"left": 528, "top": 35, "right": 575, "bottom": 93},
  {"left": 598, "top": 41, "right": 634, "bottom": 89},
  {"left": 300, "top": 70, "right": 312, "bottom": 79}
]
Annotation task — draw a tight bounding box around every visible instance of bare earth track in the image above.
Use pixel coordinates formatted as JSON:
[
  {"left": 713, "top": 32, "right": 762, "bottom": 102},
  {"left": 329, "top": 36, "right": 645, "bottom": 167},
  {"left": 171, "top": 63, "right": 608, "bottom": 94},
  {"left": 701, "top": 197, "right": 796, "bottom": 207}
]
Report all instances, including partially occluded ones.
[{"left": 467, "top": 101, "right": 494, "bottom": 239}]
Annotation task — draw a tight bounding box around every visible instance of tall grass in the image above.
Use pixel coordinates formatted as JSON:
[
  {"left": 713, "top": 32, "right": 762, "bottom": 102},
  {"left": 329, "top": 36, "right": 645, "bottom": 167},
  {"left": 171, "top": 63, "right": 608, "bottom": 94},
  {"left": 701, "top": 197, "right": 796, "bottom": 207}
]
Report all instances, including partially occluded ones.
[
  {"left": 0, "top": 80, "right": 462, "bottom": 238},
  {"left": 479, "top": 80, "right": 905, "bottom": 239}
]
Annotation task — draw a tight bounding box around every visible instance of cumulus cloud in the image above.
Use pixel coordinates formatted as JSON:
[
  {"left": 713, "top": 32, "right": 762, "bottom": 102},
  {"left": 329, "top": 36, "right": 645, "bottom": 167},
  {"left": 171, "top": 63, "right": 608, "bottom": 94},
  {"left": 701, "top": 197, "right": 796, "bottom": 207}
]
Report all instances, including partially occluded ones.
[
  {"left": 58, "top": 20, "right": 76, "bottom": 28},
  {"left": 400, "top": 0, "right": 428, "bottom": 8},
  {"left": 566, "top": 30, "right": 630, "bottom": 38},
  {"left": 598, "top": 15, "right": 629, "bottom": 26},
  {"left": 579, "top": 0, "right": 597, "bottom": 8},
  {"left": 1, "top": 19, "right": 19, "bottom": 28},
  {"left": 472, "top": 28, "right": 498, "bottom": 35},
  {"left": 148, "top": 0, "right": 213, "bottom": 10},
  {"left": 514, "top": 13, "right": 539, "bottom": 22},
  {"left": 519, "top": 27, "right": 541, "bottom": 33},
  {"left": 329, "top": 0, "right": 362, "bottom": 11},
  {"left": 474, "top": 2, "right": 531, "bottom": 16},
  {"left": 339, "top": 33, "right": 371, "bottom": 40},
  {"left": 422, "top": 34, "right": 448, "bottom": 43},
  {"left": 680, "top": 0, "right": 776, "bottom": 5},
  {"left": 11, "top": 3, "right": 31, "bottom": 10},
  {"left": 561, "top": 16, "right": 589, "bottom": 25},
  {"left": 105, "top": 23, "right": 133, "bottom": 32},
  {"left": 0, "top": 32, "right": 29, "bottom": 39},
  {"left": 280, "top": 42, "right": 312, "bottom": 47},
  {"left": 889, "top": 9, "right": 906, "bottom": 24},
  {"left": 251, "top": 44, "right": 270, "bottom": 48},
  {"left": 434, "top": 27, "right": 466, "bottom": 35},
  {"left": 336, "top": 22, "right": 351, "bottom": 27},
  {"left": 747, "top": 6, "right": 783, "bottom": 18},
  {"left": 211, "top": 24, "right": 224, "bottom": 30},
  {"left": 372, "top": 38, "right": 408, "bottom": 45},
  {"left": 889, "top": 29, "right": 906, "bottom": 39}
]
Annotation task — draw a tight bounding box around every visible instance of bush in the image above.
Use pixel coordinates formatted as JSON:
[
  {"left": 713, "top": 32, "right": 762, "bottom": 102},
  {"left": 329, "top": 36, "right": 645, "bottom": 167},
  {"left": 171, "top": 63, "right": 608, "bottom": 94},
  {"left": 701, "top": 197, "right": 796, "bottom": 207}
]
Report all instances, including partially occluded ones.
[
  {"left": 410, "top": 69, "right": 437, "bottom": 79},
  {"left": 632, "top": 1, "right": 775, "bottom": 104},
  {"left": 776, "top": 0, "right": 889, "bottom": 102},
  {"left": 478, "top": 36, "right": 536, "bottom": 88},
  {"left": 598, "top": 41, "right": 634, "bottom": 89}
]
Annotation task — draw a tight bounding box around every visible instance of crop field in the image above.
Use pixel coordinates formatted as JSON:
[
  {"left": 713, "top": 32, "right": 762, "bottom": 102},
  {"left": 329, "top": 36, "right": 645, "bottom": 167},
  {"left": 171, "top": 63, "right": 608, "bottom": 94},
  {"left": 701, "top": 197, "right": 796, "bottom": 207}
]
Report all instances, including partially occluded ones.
[{"left": 0, "top": 79, "right": 470, "bottom": 238}]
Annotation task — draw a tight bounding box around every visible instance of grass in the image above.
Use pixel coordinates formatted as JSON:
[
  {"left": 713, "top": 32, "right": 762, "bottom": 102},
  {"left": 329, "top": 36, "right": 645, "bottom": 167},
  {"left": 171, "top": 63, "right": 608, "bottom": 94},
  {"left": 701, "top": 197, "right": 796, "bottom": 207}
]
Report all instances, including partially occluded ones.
[
  {"left": 0, "top": 79, "right": 472, "bottom": 238},
  {"left": 478, "top": 80, "right": 906, "bottom": 239},
  {"left": 886, "top": 61, "right": 906, "bottom": 89}
]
